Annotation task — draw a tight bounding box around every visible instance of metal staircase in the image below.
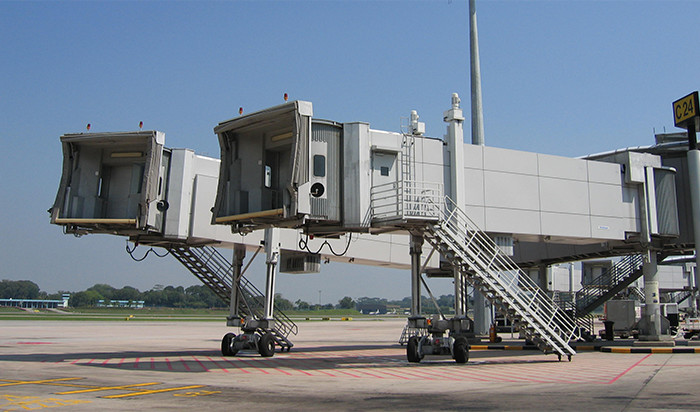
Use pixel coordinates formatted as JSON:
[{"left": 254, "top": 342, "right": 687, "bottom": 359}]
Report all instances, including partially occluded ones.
[
  {"left": 574, "top": 254, "right": 645, "bottom": 317},
  {"left": 420, "top": 197, "right": 578, "bottom": 359},
  {"left": 168, "top": 245, "right": 298, "bottom": 350}
]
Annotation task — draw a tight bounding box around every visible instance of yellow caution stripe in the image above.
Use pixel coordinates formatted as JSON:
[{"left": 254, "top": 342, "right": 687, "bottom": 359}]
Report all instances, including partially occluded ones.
[{"left": 601, "top": 347, "right": 700, "bottom": 354}]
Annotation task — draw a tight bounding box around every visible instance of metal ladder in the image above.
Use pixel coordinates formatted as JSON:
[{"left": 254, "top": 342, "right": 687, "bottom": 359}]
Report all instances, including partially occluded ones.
[
  {"left": 168, "top": 245, "right": 298, "bottom": 350},
  {"left": 422, "top": 197, "right": 578, "bottom": 359},
  {"left": 575, "top": 254, "right": 645, "bottom": 317}
]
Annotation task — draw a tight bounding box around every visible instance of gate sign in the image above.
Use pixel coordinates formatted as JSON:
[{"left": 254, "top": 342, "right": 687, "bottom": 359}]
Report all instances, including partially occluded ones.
[{"left": 673, "top": 91, "right": 699, "bottom": 128}]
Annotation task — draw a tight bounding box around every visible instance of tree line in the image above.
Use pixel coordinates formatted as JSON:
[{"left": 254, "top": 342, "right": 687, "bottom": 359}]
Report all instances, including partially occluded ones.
[{"left": 1, "top": 279, "right": 461, "bottom": 312}]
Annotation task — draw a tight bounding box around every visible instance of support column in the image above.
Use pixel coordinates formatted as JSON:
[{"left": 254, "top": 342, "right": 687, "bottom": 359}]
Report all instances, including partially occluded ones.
[
  {"left": 410, "top": 233, "right": 424, "bottom": 317},
  {"left": 473, "top": 288, "right": 492, "bottom": 335},
  {"left": 538, "top": 264, "right": 550, "bottom": 292},
  {"left": 687, "top": 148, "right": 700, "bottom": 316},
  {"left": 454, "top": 268, "right": 467, "bottom": 318},
  {"left": 263, "top": 228, "right": 280, "bottom": 321},
  {"left": 228, "top": 244, "right": 246, "bottom": 325},
  {"left": 640, "top": 251, "right": 662, "bottom": 340}
]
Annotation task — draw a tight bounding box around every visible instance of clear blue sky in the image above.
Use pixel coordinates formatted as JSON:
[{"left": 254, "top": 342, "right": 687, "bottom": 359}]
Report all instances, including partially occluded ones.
[{"left": 1, "top": 0, "right": 698, "bottom": 304}]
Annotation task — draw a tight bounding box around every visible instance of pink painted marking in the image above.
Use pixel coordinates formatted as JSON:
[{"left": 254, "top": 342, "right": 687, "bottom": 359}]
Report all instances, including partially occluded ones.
[
  {"left": 237, "top": 359, "right": 270, "bottom": 374},
  {"left": 191, "top": 355, "right": 210, "bottom": 372},
  {"left": 134, "top": 358, "right": 140, "bottom": 369},
  {"left": 224, "top": 359, "right": 251, "bottom": 374},
  {"left": 206, "top": 357, "right": 229, "bottom": 373},
  {"left": 150, "top": 358, "right": 156, "bottom": 370},
  {"left": 179, "top": 357, "right": 191, "bottom": 371},
  {"left": 17, "top": 342, "right": 53, "bottom": 345},
  {"left": 608, "top": 354, "right": 652, "bottom": 384},
  {"left": 165, "top": 358, "right": 173, "bottom": 371}
]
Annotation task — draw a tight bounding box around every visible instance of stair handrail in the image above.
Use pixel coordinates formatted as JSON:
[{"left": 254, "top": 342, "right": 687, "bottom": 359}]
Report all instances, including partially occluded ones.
[
  {"left": 425, "top": 195, "right": 578, "bottom": 354},
  {"left": 575, "top": 254, "right": 644, "bottom": 313}
]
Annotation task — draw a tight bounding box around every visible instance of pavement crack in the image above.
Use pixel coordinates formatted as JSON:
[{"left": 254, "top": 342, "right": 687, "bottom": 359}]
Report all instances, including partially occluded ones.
[{"left": 621, "top": 355, "right": 671, "bottom": 412}]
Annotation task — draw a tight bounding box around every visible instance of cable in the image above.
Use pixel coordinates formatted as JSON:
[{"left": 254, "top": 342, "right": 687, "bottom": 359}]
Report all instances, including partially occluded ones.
[
  {"left": 298, "top": 232, "right": 353, "bottom": 257},
  {"left": 125, "top": 241, "right": 170, "bottom": 261}
]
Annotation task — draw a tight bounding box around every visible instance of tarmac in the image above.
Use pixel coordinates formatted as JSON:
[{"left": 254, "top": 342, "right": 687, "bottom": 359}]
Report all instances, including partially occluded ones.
[{"left": 2, "top": 318, "right": 700, "bottom": 411}]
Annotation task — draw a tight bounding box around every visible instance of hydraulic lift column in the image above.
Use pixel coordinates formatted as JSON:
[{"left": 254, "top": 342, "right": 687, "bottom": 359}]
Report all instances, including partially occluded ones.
[
  {"left": 263, "top": 227, "right": 280, "bottom": 321},
  {"left": 227, "top": 244, "right": 246, "bottom": 326},
  {"left": 410, "top": 233, "right": 424, "bottom": 317}
]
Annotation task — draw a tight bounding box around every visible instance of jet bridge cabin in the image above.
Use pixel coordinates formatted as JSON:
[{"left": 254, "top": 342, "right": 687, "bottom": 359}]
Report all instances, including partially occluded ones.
[
  {"left": 50, "top": 131, "right": 168, "bottom": 236},
  {"left": 212, "top": 101, "right": 342, "bottom": 232}
]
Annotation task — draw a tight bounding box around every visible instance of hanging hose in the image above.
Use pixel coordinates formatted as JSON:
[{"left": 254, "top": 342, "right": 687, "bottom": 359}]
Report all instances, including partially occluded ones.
[
  {"left": 125, "top": 241, "right": 170, "bottom": 262},
  {"left": 298, "top": 232, "right": 353, "bottom": 257}
]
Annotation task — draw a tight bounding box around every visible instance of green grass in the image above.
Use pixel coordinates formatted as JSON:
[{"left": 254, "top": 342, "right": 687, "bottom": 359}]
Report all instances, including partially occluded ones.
[{"left": 0, "top": 306, "right": 404, "bottom": 322}]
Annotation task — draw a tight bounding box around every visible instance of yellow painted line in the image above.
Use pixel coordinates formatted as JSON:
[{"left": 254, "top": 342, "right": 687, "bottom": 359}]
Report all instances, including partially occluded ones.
[
  {"left": 470, "top": 345, "right": 488, "bottom": 350},
  {"left": 505, "top": 346, "right": 523, "bottom": 351},
  {"left": 55, "top": 382, "right": 161, "bottom": 395},
  {"left": 651, "top": 347, "right": 675, "bottom": 354},
  {"left": 609, "top": 347, "right": 631, "bottom": 353},
  {"left": 102, "top": 385, "right": 206, "bottom": 399},
  {"left": 0, "top": 377, "right": 83, "bottom": 387}
]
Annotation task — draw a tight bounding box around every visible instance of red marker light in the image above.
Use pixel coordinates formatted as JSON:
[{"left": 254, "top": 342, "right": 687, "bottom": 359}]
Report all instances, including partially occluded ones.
[
  {"left": 86, "top": 123, "right": 91, "bottom": 131},
  {"left": 139, "top": 121, "right": 143, "bottom": 129},
  {"left": 239, "top": 107, "right": 243, "bottom": 115},
  {"left": 284, "top": 93, "right": 288, "bottom": 101}
]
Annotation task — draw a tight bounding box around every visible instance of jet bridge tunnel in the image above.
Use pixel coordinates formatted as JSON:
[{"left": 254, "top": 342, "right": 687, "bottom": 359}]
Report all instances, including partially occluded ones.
[
  {"left": 50, "top": 131, "right": 168, "bottom": 236},
  {"left": 211, "top": 101, "right": 343, "bottom": 233}
]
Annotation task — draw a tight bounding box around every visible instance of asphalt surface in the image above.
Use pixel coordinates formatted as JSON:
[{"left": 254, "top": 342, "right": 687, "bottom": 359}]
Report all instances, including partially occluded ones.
[{"left": 1, "top": 318, "right": 699, "bottom": 411}]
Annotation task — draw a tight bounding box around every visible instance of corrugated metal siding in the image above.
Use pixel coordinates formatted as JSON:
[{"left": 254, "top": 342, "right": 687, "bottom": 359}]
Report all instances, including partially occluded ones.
[
  {"left": 654, "top": 168, "right": 680, "bottom": 236},
  {"left": 311, "top": 122, "right": 341, "bottom": 221}
]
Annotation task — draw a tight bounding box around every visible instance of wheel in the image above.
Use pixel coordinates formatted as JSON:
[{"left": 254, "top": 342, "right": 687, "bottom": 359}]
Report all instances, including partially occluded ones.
[
  {"left": 258, "top": 333, "right": 275, "bottom": 357},
  {"left": 221, "top": 332, "right": 236, "bottom": 356},
  {"left": 407, "top": 336, "right": 422, "bottom": 363},
  {"left": 568, "top": 355, "right": 572, "bottom": 362},
  {"left": 453, "top": 338, "right": 469, "bottom": 364}
]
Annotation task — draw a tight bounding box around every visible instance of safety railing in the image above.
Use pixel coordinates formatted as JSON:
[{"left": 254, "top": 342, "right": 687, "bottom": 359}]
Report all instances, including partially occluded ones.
[
  {"left": 424, "top": 196, "right": 578, "bottom": 357},
  {"left": 370, "top": 180, "right": 443, "bottom": 223},
  {"left": 575, "top": 254, "right": 644, "bottom": 315}
]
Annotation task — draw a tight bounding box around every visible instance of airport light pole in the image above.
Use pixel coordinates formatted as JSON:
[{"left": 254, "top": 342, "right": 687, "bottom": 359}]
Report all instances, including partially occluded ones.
[{"left": 673, "top": 92, "right": 700, "bottom": 316}]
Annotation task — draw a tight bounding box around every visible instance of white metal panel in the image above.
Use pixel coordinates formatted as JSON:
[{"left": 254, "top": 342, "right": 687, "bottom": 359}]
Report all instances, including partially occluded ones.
[
  {"left": 590, "top": 216, "right": 637, "bottom": 239},
  {"left": 483, "top": 146, "right": 538, "bottom": 175},
  {"left": 164, "top": 149, "right": 195, "bottom": 239},
  {"left": 484, "top": 171, "right": 540, "bottom": 210},
  {"left": 485, "top": 208, "right": 541, "bottom": 234},
  {"left": 538, "top": 153, "right": 588, "bottom": 181},
  {"left": 369, "top": 129, "right": 402, "bottom": 151},
  {"left": 342, "top": 122, "right": 371, "bottom": 228},
  {"left": 464, "top": 144, "right": 484, "bottom": 169},
  {"left": 463, "top": 168, "right": 485, "bottom": 206},
  {"left": 190, "top": 175, "right": 241, "bottom": 242},
  {"left": 540, "top": 212, "right": 591, "bottom": 238},
  {"left": 463, "top": 205, "right": 486, "bottom": 228},
  {"left": 587, "top": 161, "right": 622, "bottom": 185},
  {"left": 589, "top": 183, "right": 633, "bottom": 217},
  {"left": 539, "top": 177, "right": 590, "bottom": 215}
]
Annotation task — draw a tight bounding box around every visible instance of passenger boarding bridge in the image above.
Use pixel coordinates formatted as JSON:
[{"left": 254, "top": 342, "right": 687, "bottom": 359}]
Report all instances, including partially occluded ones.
[{"left": 49, "top": 95, "right": 694, "bottom": 363}]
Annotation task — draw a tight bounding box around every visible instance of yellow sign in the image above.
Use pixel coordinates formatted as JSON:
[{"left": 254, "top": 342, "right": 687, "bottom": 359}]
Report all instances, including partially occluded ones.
[{"left": 673, "top": 91, "right": 699, "bottom": 127}]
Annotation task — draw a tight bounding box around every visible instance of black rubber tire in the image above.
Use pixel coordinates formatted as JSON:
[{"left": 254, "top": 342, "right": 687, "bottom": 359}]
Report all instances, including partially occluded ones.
[
  {"left": 407, "top": 336, "right": 422, "bottom": 363},
  {"left": 221, "top": 332, "right": 236, "bottom": 356},
  {"left": 453, "top": 338, "right": 469, "bottom": 364},
  {"left": 258, "top": 333, "right": 275, "bottom": 357}
]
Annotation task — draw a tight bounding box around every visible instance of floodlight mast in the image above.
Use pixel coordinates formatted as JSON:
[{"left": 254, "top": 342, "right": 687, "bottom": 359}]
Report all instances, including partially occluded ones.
[{"left": 469, "top": 0, "right": 485, "bottom": 146}]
